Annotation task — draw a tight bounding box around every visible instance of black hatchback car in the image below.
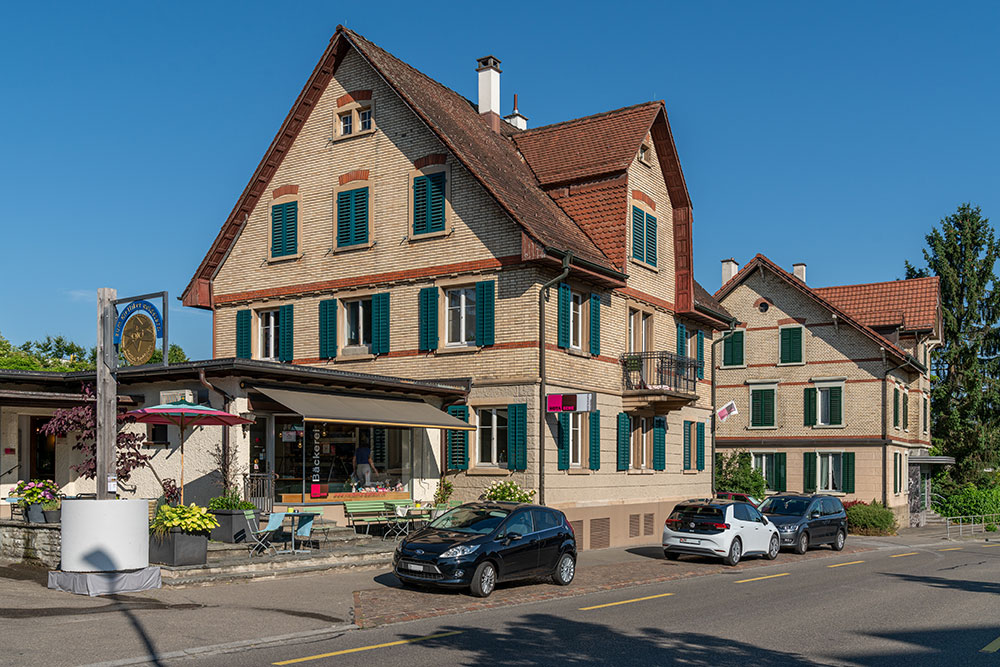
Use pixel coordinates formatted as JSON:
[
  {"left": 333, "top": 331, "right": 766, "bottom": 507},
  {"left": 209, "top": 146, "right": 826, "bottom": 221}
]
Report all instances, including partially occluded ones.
[
  {"left": 759, "top": 494, "right": 848, "bottom": 553},
  {"left": 393, "top": 502, "right": 577, "bottom": 597}
]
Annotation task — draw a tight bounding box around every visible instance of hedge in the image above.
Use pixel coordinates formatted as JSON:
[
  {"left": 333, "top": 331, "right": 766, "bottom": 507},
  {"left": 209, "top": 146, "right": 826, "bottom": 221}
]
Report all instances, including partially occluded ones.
[
  {"left": 846, "top": 501, "right": 897, "bottom": 536},
  {"left": 933, "top": 484, "right": 1000, "bottom": 518}
]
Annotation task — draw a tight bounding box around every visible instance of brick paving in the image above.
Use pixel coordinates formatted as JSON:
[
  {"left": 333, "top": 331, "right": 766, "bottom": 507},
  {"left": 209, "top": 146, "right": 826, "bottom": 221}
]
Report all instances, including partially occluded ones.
[{"left": 353, "top": 543, "right": 870, "bottom": 627}]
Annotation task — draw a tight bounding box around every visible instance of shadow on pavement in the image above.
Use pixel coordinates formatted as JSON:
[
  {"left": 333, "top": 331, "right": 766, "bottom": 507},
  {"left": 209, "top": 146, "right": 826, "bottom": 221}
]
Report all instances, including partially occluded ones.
[
  {"left": 881, "top": 571, "right": 1000, "bottom": 595},
  {"left": 624, "top": 546, "right": 664, "bottom": 560}
]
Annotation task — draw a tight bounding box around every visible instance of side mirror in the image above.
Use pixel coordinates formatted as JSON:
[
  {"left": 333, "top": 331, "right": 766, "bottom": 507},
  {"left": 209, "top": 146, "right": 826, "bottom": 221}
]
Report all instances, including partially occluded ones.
[
  {"left": 505, "top": 532, "right": 523, "bottom": 542},
  {"left": 810, "top": 511, "right": 821, "bottom": 519},
  {"left": 760, "top": 516, "right": 768, "bottom": 525}
]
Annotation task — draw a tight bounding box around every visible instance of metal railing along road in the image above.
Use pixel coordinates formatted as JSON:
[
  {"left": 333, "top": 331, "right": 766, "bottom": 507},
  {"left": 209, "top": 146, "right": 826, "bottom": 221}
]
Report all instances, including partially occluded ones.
[
  {"left": 621, "top": 351, "right": 701, "bottom": 393},
  {"left": 945, "top": 513, "right": 1000, "bottom": 539}
]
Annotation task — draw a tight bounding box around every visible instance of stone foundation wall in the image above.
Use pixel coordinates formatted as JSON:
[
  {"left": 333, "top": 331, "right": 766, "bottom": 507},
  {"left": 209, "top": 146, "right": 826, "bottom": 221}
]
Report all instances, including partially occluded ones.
[{"left": 0, "top": 520, "right": 60, "bottom": 568}]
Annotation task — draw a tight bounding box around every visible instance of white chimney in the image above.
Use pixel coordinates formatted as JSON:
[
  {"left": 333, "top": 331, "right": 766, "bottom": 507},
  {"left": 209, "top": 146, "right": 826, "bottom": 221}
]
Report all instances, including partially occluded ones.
[
  {"left": 721, "top": 258, "right": 738, "bottom": 285},
  {"left": 793, "top": 262, "right": 806, "bottom": 283},
  {"left": 504, "top": 93, "right": 528, "bottom": 130},
  {"left": 476, "top": 55, "right": 501, "bottom": 117}
]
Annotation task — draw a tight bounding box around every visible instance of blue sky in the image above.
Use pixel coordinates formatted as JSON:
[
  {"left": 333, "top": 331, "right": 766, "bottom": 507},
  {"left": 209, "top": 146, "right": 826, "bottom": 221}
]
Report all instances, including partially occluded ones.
[{"left": 2, "top": 2, "right": 998, "bottom": 359}]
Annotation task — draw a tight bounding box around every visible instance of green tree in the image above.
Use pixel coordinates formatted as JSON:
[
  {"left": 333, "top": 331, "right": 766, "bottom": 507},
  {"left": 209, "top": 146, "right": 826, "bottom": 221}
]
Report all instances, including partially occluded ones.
[
  {"left": 715, "top": 450, "right": 767, "bottom": 499},
  {"left": 907, "top": 203, "right": 1000, "bottom": 482},
  {"left": 0, "top": 331, "right": 94, "bottom": 371},
  {"left": 144, "top": 343, "right": 189, "bottom": 365}
]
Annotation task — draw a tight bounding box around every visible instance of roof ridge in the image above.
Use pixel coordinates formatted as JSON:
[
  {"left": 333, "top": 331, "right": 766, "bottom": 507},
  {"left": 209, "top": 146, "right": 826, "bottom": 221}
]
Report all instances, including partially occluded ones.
[
  {"left": 813, "top": 275, "right": 939, "bottom": 291},
  {"left": 516, "top": 101, "right": 662, "bottom": 136}
]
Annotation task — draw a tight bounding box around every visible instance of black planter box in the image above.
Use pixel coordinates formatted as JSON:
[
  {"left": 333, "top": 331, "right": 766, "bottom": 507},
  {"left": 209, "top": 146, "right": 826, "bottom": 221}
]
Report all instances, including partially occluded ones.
[
  {"left": 209, "top": 509, "right": 261, "bottom": 543},
  {"left": 24, "top": 503, "right": 45, "bottom": 523},
  {"left": 149, "top": 529, "right": 209, "bottom": 566},
  {"left": 43, "top": 509, "right": 61, "bottom": 523}
]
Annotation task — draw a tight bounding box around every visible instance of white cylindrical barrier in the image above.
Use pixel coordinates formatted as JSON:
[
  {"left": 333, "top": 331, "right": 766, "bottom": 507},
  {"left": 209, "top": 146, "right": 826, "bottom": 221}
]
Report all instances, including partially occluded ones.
[{"left": 61, "top": 499, "right": 149, "bottom": 572}]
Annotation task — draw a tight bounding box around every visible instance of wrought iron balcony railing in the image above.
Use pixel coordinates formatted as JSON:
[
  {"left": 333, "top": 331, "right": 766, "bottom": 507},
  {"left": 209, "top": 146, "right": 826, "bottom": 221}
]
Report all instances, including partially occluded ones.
[{"left": 620, "top": 350, "right": 701, "bottom": 394}]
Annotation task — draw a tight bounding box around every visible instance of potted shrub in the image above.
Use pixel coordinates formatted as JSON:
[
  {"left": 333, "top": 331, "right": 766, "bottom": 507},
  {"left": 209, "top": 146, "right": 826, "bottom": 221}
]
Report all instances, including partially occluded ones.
[
  {"left": 9, "top": 480, "right": 60, "bottom": 523},
  {"left": 207, "top": 489, "right": 260, "bottom": 543},
  {"left": 41, "top": 497, "right": 61, "bottom": 523},
  {"left": 149, "top": 503, "right": 219, "bottom": 566}
]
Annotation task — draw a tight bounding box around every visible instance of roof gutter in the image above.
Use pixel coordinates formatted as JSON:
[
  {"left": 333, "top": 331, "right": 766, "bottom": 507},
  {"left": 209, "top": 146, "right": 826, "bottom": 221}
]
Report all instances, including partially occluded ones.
[{"left": 543, "top": 247, "right": 626, "bottom": 285}]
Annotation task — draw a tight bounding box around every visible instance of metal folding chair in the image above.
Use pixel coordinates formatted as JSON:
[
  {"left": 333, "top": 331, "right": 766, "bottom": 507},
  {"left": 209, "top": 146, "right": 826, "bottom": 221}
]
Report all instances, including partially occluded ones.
[
  {"left": 245, "top": 510, "right": 283, "bottom": 557},
  {"left": 382, "top": 504, "right": 409, "bottom": 540},
  {"left": 293, "top": 513, "right": 316, "bottom": 552}
]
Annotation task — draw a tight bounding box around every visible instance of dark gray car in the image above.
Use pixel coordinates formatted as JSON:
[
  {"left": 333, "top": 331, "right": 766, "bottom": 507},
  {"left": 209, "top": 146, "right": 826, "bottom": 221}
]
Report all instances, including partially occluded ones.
[{"left": 759, "top": 494, "right": 847, "bottom": 553}]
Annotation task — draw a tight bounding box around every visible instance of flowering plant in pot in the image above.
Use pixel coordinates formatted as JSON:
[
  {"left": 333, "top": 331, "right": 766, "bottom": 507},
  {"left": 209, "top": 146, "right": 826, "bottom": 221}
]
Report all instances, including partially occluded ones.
[
  {"left": 9, "top": 479, "right": 60, "bottom": 523},
  {"left": 149, "top": 503, "right": 219, "bottom": 566},
  {"left": 41, "top": 497, "right": 62, "bottom": 523}
]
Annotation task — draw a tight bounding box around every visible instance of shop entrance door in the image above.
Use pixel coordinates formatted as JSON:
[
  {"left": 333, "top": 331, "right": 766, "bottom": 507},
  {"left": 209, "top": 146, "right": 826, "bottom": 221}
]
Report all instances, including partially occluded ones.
[{"left": 28, "top": 417, "right": 56, "bottom": 481}]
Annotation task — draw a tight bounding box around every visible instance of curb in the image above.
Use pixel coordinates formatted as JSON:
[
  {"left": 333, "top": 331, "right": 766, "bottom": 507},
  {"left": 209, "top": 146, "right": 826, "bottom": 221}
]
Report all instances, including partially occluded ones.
[{"left": 76, "top": 623, "right": 358, "bottom": 667}]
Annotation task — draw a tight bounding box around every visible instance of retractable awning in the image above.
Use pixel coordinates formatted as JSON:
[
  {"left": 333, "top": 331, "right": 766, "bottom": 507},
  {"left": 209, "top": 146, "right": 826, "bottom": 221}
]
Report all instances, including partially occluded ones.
[{"left": 254, "top": 387, "right": 474, "bottom": 431}]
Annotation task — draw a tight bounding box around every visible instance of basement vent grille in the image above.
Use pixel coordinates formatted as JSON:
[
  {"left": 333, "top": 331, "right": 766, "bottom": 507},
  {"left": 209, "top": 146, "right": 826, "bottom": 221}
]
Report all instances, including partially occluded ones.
[
  {"left": 644, "top": 513, "right": 655, "bottom": 536},
  {"left": 590, "top": 517, "right": 610, "bottom": 550},
  {"left": 629, "top": 514, "right": 640, "bottom": 538}
]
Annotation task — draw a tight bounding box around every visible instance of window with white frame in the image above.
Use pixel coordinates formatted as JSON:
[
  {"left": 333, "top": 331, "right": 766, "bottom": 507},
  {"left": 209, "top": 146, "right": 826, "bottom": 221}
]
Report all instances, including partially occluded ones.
[
  {"left": 358, "top": 107, "right": 372, "bottom": 132},
  {"left": 344, "top": 298, "right": 372, "bottom": 348},
  {"left": 339, "top": 112, "right": 353, "bottom": 136},
  {"left": 818, "top": 452, "right": 843, "bottom": 492},
  {"left": 753, "top": 453, "right": 776, "bottom": 490},
  {"left": 446, "top": 287, "right": 476, "bottom": 346},
  {"left": 631, "top": 416, "right": 649, "bottom": 470},
  {"left": 570, "top": 292, "right": 583, "bottom": 350},
  {"left": 569, "top": 412, "right": 584, "bottom": 468},
  {"left": 477, "top": 407, "right": 508, "bottom": 467},
  {"left": 259, "top": 309, "right": 280, "bottom": 360}
]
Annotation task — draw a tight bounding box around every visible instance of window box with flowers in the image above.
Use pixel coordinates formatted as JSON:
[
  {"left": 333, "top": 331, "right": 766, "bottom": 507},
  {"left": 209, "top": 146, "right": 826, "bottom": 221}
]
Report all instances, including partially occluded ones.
[{"left": 9, "top": 479, "right": 60, "bottom": 524}]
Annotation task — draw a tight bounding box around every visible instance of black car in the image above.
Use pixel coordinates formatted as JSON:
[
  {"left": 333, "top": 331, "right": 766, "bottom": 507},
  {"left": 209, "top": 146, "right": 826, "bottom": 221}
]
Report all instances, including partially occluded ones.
[
  {"left": 393, "top": 501, "right": 577, "bottom": 597},
  {"left": 759, "top": 494, "right": 848, "bottom": 553}
]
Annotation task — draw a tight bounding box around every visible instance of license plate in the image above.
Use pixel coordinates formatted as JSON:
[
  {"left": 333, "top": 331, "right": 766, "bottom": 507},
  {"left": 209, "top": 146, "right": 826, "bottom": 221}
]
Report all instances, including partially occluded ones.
[
  {"left": 405, "top": 562, "right": 425, "bottom": 572},
  {"left": 679, "top": 538, "right": 700, "bottom": 545}
]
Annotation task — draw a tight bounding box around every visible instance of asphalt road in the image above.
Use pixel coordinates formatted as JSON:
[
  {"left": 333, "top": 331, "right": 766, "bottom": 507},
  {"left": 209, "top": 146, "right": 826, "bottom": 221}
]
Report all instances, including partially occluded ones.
[{"left": 161, "top": 542, "right": 1000, "bottom": 667}]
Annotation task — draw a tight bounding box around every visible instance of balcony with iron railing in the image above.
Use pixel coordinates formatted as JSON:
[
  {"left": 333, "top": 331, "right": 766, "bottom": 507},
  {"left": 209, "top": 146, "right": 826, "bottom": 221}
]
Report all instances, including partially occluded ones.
[{"left": 620, "top": 351, "right": 702, "bottom": 410}]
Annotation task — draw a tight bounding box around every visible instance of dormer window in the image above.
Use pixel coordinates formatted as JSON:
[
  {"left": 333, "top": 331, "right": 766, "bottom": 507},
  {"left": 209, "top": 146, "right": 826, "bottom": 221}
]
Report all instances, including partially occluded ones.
[
  {"left": 334, "top": 91, "right": 376, "bottom": 140},
  {"left": 340, "top": 112, "right": 353, "bottom": 136}
]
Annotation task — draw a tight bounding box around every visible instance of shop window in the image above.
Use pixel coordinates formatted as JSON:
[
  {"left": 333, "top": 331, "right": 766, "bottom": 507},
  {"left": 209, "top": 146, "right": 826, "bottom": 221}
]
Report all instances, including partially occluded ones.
[
  {"left": 259, "top": 309, "right": 280, "bottom": 360},
  {"left": 477, "top": 407, "right": 508, "bottom": 467},
  {"left": 446, "top": 287, "right": 476, "bottom": 346},
  {"left": 344, "top": 298, "right": 372, "bottom": 350}
]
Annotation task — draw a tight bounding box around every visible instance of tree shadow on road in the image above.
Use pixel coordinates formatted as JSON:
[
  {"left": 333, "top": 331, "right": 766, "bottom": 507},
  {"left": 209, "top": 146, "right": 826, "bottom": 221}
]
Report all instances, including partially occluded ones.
[
  {"left": 881, "top": 571, "right": 1000, "bottom": 595},
  {"left": 413, "top": 612, "right": 819, "bottom": 666}
]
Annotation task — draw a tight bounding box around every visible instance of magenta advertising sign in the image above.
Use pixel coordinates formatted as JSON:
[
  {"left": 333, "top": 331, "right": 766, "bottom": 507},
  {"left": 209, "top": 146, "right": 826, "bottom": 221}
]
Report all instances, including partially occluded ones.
[{"left": 546, "top": 393, "right": 595, "bottom": 413}]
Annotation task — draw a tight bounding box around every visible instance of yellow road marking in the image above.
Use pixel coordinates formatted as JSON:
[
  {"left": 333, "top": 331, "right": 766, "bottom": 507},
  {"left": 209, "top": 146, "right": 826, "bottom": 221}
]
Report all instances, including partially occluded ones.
[
  {"left": 981, "top": 543, "right": 1000, "bottom": 548},
  {"left": 734, "top": 572, "right": 790, "bottom": 584},
  {"left": 890, "top": 552, "right": 920, "bottom": 558},
  {"left": 828, "top": 560, "right": 865, "bottom": 568},
  {"left": 579, "top": 592, "right": 674, "bottom": 611},
  {"left": 939, "top": 547, "right": 963, "bottom": 551},
  {"left": 981, "top": 635, "right": 1000, "bottom": 653},
  {"left": 272, "top": 631, "right": 463, "bottom": 665}
]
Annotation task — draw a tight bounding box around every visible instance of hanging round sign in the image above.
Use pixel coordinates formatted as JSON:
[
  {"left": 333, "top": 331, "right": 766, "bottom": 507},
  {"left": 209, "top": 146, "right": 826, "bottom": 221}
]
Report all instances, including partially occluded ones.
[{"left": 120, "top": 313, "right": 157, "bottom": 365}]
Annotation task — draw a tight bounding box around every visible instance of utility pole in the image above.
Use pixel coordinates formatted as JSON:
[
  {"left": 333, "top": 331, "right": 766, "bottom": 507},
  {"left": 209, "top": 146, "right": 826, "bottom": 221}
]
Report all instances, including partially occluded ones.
[{"left": 96, "top": 288, "right": 117, "bottom": 500}]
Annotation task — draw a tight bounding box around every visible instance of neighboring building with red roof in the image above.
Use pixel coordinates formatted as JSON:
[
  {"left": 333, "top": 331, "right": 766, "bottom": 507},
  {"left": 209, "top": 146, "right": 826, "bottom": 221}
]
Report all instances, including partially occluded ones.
[
  {"left": 182, "top": 26, "right": 732, "bottom": 548},
  {"left": 712, "top": 255, "right": 943, "bottom": 527}
]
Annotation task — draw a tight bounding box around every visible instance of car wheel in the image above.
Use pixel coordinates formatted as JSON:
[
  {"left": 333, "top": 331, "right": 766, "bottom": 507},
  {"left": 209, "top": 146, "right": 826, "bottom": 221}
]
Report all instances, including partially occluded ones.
[
  {"left": 470, "top": 561, "right": 497, "bottom": 598},
  {"left": 664, "top": 551, "right": 680, "bottom": 561},
  {"left": 724, "top": 537, "right": 742, "bottom": 566},
  {"left": 552, "top": 553, "right": 575, "bottom": 586},
  {"left": 794, "top": 532, "right": 809, "bottom": 555},
  {"left": 833, "top": 529, "right": 846, "bottom": 551},
  {"left": 766, "top": 534, "right": 780, "bottom": 560}
]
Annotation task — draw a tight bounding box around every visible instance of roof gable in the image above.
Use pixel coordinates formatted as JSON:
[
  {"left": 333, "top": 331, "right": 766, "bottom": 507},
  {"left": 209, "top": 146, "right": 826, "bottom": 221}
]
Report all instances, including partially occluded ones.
[{"left": 813, "top": 276, "right": 940, "bottom": 333}]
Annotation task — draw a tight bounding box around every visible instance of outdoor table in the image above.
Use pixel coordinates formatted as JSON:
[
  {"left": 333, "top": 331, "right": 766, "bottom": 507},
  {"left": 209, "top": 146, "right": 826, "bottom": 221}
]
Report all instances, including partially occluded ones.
[
  {"left": 274, "top": 510, "right": 322, "bottom": 554},
  {"left": 395, "top": 505, "right": 432, "bottom": 536}
]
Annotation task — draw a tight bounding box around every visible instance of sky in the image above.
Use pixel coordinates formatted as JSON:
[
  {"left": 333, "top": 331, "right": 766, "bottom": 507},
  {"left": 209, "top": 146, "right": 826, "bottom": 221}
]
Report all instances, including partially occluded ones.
[{"left": 1, "top": 1, "right": 998, "bottom": 360}]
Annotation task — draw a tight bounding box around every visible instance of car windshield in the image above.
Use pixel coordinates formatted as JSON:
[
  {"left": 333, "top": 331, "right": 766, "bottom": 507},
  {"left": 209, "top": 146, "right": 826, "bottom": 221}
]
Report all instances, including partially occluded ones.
[
  {"left": 760, "top": 497, "right": 811, "bottom": 516},
  {"left": 670, "top": 505, "right": 724, "bottom": 520},
  {"left": 428, "top": 507, "right": 509, "bottom": 535}
]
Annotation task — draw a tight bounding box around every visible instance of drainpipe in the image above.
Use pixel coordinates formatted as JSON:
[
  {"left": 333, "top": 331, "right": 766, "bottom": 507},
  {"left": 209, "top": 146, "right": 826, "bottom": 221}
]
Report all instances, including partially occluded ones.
[
  {"left": 538, "top": 253, "right": 572, "bottom": 505},
  {"left": 200, "top": 369, "right": 235, "bottom": 492},
  {"left": 711, "top": 320, "right": 739, "bottom": 494}
]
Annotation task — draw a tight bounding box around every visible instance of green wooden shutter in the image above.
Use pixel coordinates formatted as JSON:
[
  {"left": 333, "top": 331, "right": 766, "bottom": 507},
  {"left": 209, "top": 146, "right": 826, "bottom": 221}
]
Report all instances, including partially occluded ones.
[
  {"left": 418, "top": 287, "right": 438, "bottom": 352},
  {"left": 507, "top": 403, "right": 527, "bottom": 471},
  {"left": 683, "top": 421, "right": 692, "bottom": 470},
  {"left": 804, "top": 387, "right": 817, "bottom": 426},
  {"left": 803, "top": 452, "right": 817, "bottom": 492},
  {"left": 336, "top": 191, "right": 353, "bottom": 246},
  {"left": 589, "top": 410, "right": 601, "bottom": 471},
  {"left": 282, "top": 201, "right": 298, "bottom": 256},
  {"left": 616, "top": 412, "right": 630, "bottom": 471},
  {"left": 722, "top": 331, "right": 733, "bottom": 366},
  {"left": 732, "top": 330, "right": 744, "bottom": 366},
  {"left": 789, "top": 327, "right": 802, "bottom": 363},
  {"left": 902, "top": 392, "right": 909, "bottom": 430},
  {"left": 427, "top": 171, "right": 446, "bottom": 232},
  {"left": 677, "top": 323, "right": 687, "bottom": 356},
  {"left": 763, "top": 389, "right": 775, "bottom": 426},
  {"left": 751, "top": 390, "right": 763, "bottom": 427},
  {"left": 829, "top": 386, "right": 843, "bottom": 426},
  {"left": 271, "top": 205, "right": 284, "bottom": 256},
  {"left": 652, "top": 417, "right": 666, "bottom": 471},
  {"left": 372, "top": 428, "right": 387, "bottom": 466},
  {"left": 696, "top": 422, "right": 705, "bottom": 470},
  {"left": 557, "top": 413, "right": 570, "bottom": 470},
  {"left": 446, "top": 405, "right": 468, "bottom": 471},
  {"left": 318, "top": 299, "right": 337, "bottom": 359},
  {"left": 412, "top": 176, "right": 428, "bottom": 235},
  {"left": 475, "top": 281, "right": 495, "bottom": 347},
  {"left": 631, "top": 206, "right": 645, "bottom": 261},
  {"left": 278, "top": 304, "right": 294, "bottom": 362},
  {"left": 372, "top": 293, "right": 390, "bottom": 355},
  {"left": 696, "top": 330, "right": 705, "bottom": 379},
  {"left": 589, "top": 293, "right": 601, "bottom": 356},
  {"left": 235, "top": 310, "right": 251, "bottom": 359},
  {"left": 645, "top": 213, "right": 657, "bottom": 267},
  {"left": 924, "top": 397, "right": 929, "bottom": 432},
  {"left": 557, "top": 283, "right": 570, "bottom": 349},
  {"left": 842, "top": 452, "right": 855, "bottom": 493},
  {"left": 779, "top": 328, "right": 791, "bottom": 364},
  {"left": 893, "top": 452, "right": 899, "bottom": 494},
  {"left": 893, "top": 387, "right": 900, "bottom": 427},
  {"left": 775, "top": 452, "right": 787, "bottom": 492},
  {"left": 353, "top": 188, "right": 369, "bottom": 245}
]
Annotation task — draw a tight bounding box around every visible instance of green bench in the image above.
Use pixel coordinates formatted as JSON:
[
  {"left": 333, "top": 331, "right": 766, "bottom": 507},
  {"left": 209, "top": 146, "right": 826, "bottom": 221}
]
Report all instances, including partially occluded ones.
[{"left": 343, "top": 501, "right": 392, "bottom": 534}]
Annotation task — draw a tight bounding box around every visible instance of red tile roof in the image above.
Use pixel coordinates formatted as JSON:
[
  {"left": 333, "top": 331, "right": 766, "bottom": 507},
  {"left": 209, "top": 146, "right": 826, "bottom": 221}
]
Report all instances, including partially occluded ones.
[
  {"left": 813, "top": 277, "right": 940, "bottom": 332},
  {"left": 548, "top": 177, "right": 629, "bottom": 268}
]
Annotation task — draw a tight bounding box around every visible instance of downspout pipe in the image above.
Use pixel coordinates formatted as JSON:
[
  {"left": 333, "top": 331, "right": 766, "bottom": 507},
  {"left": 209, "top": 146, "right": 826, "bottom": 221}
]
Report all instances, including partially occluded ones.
[
  {"left": 711, "top": 320, "right": 739, "bottom": 494},
  {"left": 538, "top": 252, "right": 572, "bottom": 505}
]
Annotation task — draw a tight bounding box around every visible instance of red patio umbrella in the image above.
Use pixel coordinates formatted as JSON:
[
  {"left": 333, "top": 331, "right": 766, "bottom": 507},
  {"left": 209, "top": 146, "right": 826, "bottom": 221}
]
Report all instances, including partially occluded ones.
[{"left": 127, "top": 400, "right": 254, "bottom": 504}]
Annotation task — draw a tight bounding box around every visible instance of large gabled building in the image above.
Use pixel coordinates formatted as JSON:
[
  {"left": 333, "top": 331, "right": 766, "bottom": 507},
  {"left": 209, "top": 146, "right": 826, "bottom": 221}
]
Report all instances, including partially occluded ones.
[
  {"left": 713, "top": 254, "right": 944, "bottom": 526},
  {"left": 181, "top": 26, "right": 731, "bottom": 548}
]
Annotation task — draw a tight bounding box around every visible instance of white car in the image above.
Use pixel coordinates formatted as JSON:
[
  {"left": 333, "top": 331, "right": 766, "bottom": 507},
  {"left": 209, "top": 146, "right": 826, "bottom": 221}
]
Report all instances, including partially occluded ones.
[{"left": 662, "top": 500, "right": 779, "bottom": 565}]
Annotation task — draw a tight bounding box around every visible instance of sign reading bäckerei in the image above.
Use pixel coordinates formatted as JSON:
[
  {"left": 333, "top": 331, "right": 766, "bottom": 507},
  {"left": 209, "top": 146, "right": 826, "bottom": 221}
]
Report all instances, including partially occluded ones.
[{"left": 113, "top": 300, "right": 163, "bottom": 344}]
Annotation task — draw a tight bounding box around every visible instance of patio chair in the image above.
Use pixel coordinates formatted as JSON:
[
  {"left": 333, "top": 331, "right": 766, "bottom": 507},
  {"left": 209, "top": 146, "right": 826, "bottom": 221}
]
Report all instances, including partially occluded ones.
[
  {"left": 4, "top": 497, "right": 23, "bottom": 522},
  {"left": 381, "top": 503, "right": 409, "bottom": 540},
  {"left": 293, "top": 513, "right": 316, "bottom": 550},
  {"left": 244, "top": 510, "right": 283, "bottom": 557}
]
